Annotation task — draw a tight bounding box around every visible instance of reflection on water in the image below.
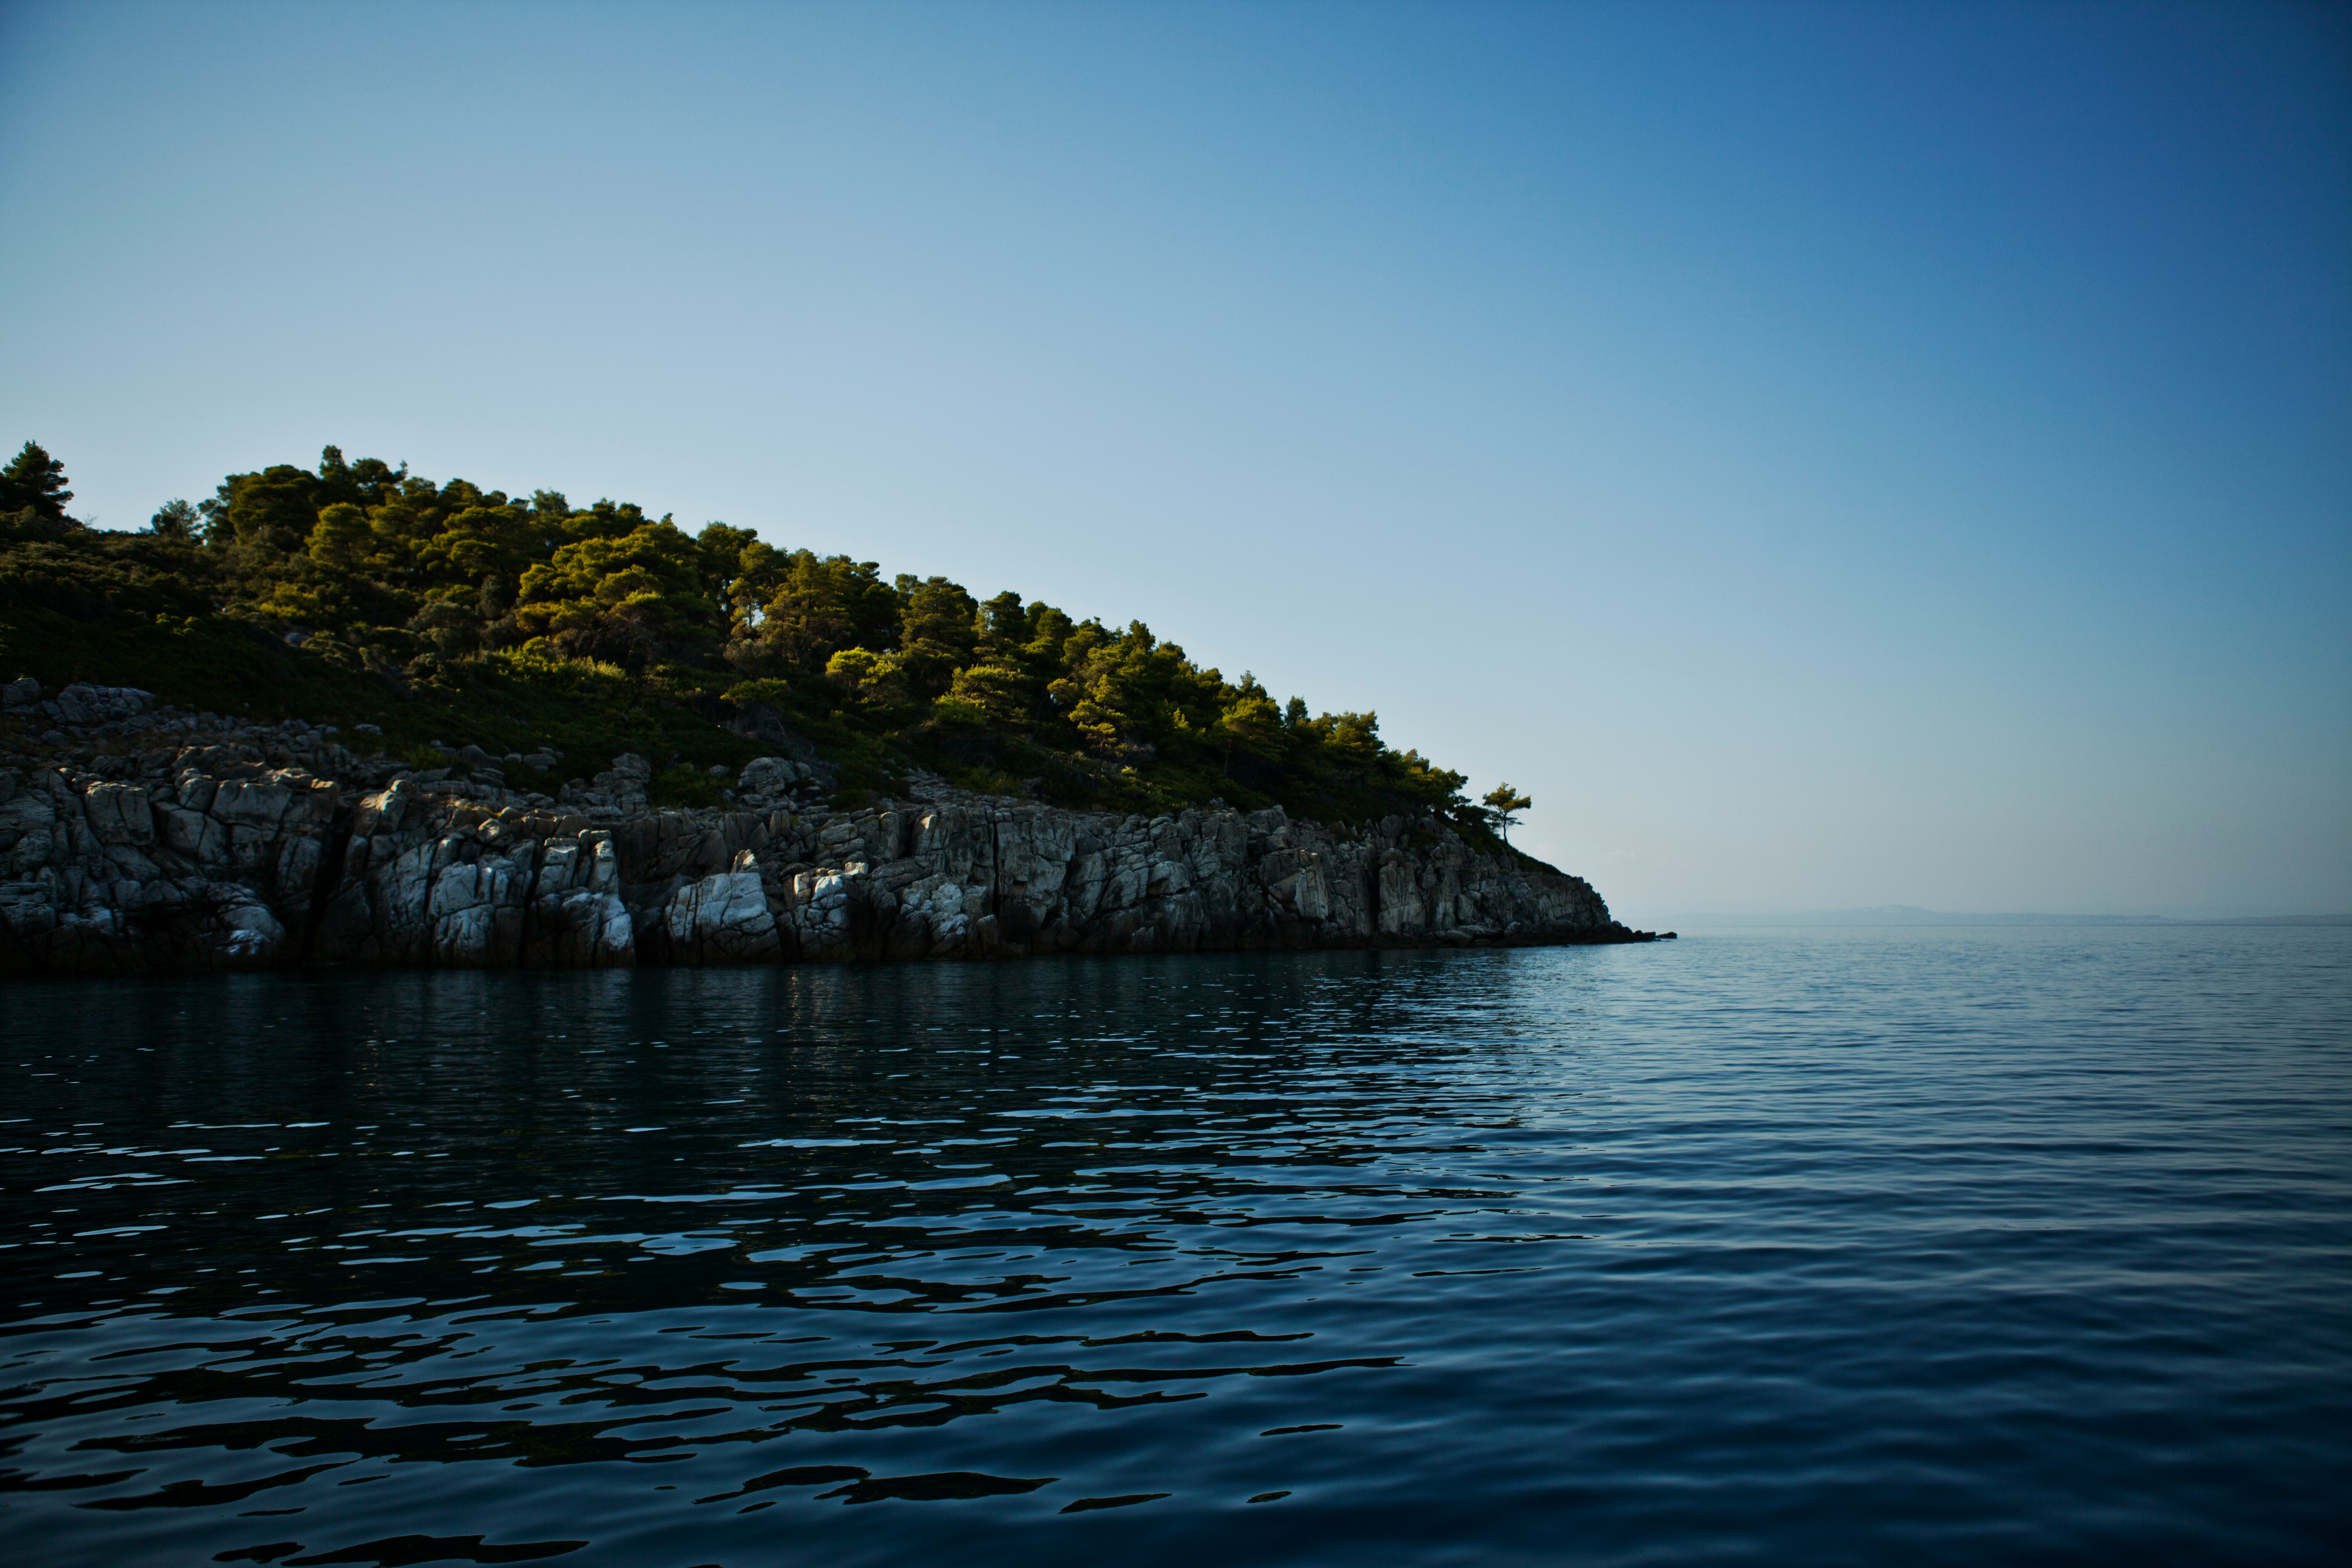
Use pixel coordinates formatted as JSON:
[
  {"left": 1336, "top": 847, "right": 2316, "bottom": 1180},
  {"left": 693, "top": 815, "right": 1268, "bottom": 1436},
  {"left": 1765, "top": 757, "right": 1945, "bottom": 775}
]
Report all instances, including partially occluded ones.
[{"left": 3, "top": 932, "right": 2347, "bottom": 1565}]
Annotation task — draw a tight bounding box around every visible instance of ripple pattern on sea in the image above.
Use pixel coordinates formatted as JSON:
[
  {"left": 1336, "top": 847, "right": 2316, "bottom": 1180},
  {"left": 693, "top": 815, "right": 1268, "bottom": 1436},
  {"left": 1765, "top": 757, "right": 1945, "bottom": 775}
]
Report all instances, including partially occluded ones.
[{"left": 3, "top": 929, "right": 2347, "bottom": 1565}]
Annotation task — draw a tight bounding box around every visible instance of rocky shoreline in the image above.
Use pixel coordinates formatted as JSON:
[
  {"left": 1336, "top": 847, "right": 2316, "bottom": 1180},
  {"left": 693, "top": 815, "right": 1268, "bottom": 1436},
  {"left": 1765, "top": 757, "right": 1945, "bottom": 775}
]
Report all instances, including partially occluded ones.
[{"left": 0, "top": 680, "right": 1661, "bottom": 976}]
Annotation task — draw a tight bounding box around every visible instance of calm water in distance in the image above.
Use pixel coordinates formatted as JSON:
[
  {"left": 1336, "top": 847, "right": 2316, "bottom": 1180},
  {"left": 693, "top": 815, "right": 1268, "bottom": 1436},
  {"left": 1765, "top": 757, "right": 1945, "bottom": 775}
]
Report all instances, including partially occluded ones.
[{"left": 3, "top": 928, "right": 2346, "bottom": 1566}]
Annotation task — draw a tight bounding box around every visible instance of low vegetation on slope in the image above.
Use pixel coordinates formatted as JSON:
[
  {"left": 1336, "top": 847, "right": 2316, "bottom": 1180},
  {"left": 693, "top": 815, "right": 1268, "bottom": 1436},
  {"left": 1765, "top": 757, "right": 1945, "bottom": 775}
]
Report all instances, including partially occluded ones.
[{"left": 0, "top": 440, "right": 1523, "bottom": 844}]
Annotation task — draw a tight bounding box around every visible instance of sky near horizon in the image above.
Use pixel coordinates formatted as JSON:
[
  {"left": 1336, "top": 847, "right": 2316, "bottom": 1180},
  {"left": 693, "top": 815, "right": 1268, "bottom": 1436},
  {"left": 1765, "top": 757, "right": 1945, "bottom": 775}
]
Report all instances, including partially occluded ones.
[{"left": 2, "top": 0, "right": 2345, "bottom": 921}]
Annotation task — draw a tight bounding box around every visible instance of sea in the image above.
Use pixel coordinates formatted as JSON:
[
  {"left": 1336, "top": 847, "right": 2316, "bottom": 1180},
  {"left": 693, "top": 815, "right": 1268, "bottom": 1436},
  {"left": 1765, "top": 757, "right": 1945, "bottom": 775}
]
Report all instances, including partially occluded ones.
[{"left": 3, "top": 927, "right": 2346, "bottom": 1566}]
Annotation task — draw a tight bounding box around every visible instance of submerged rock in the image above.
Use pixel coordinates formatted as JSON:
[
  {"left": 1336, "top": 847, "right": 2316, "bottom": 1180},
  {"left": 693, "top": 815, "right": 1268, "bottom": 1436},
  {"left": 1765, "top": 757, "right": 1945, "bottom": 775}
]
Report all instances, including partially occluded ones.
[{"left": 0, "top": 692, "right": 1654, "bottom": 975}]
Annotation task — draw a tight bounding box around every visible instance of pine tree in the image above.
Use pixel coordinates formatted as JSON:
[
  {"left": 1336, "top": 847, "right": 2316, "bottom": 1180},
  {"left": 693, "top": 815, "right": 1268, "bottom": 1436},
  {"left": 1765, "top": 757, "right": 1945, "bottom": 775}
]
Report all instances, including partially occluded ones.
[
  {"left": 0, "top": 441, "right": 73, "bottom": 522},
  {"left": 149, "top": 499, "right": 199, "bottom": 540},
  {"left": 1482, "top": 783, "right": 1533, "bottom": 845}
]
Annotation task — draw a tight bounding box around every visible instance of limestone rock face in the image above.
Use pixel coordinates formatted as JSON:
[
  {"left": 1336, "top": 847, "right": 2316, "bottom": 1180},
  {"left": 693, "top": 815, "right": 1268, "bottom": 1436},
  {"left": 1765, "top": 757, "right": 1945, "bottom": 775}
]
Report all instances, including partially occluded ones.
[
  {"left": 524, "top": 833, "right": 633, "bottom": 968},
  {"left": 0, "top": 750, "right": 343, "bottom": 973},
  {"left": 0, "top": 691, "right": 1645, "bottom": 976}
]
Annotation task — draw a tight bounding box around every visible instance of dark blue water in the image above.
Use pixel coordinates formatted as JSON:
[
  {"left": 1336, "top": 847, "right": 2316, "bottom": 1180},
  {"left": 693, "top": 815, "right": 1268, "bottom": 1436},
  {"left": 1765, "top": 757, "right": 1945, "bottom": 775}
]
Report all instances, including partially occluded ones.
[{"left": 3, "top": 928, "right": 2346, "bottom": 1565}]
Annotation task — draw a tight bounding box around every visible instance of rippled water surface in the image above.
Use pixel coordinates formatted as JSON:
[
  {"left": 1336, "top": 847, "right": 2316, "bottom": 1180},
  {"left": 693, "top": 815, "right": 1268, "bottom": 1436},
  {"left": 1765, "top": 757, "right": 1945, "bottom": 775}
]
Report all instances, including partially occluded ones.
[{"left": 3, "top": 929, "right": 2347, "bottom": 1565}]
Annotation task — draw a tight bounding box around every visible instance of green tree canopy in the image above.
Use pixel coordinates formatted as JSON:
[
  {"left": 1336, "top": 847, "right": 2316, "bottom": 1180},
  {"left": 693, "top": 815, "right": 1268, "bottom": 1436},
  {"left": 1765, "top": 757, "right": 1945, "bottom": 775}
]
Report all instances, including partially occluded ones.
[
  {"left": 148, "top": 499, "right": 199, "bottom": 541},
  {"left": 515, "top": 519, "right": 717, "bottom": 667},
  {"left": 0, "top": 441, "right": 73, "bottom": 523},
  {"left": 731, "top": 549, "right": 900, "bottom": 675},
  {"left": 3, "top": 440, "right": 1523, "bottom": 837},
  {"left": 1482, "top": 783, "right": 1533, "bottom": 844}
]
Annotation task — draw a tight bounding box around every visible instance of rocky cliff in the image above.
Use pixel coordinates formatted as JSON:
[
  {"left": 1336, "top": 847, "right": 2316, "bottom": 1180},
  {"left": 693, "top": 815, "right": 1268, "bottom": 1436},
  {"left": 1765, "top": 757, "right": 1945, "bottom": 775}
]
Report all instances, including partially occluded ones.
[{"left": 0, "top": 680, "right": 1651, "bottom": 976}]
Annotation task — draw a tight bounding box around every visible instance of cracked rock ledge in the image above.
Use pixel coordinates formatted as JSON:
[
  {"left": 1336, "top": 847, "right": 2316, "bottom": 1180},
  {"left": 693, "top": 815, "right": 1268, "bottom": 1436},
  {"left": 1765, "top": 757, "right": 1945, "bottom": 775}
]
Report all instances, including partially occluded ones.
[{"left": 0, "top": 680, "right": 1657, "bottom": 976}]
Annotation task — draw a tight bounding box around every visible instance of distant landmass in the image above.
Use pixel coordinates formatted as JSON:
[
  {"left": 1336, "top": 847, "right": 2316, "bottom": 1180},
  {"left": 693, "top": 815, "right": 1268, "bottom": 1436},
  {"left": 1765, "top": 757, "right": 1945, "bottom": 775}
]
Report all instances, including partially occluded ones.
[{"left": 1667, "top": 906, "right": 2352, "bottom": 928}]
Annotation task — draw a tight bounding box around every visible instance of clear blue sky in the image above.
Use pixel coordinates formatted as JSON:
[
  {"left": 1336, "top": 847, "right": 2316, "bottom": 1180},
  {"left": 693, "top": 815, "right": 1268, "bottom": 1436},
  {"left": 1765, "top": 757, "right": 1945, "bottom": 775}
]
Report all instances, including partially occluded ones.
[{"left": 3, "top": 0, "right": 2345, "bottom": 920}]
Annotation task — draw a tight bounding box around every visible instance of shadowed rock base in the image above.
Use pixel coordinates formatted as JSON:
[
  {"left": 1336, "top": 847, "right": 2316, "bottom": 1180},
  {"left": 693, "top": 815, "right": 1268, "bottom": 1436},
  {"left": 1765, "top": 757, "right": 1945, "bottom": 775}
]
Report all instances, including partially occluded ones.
[{"left": 0, "top": 684, "right": 1658, "bottom": 977}]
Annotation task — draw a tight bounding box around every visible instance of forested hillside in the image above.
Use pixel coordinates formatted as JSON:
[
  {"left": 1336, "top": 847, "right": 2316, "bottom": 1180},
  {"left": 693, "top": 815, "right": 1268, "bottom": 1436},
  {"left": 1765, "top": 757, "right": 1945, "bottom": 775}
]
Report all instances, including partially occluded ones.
[{"left": 0, "top": 441, "right": 1514, "bottom": 838}]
